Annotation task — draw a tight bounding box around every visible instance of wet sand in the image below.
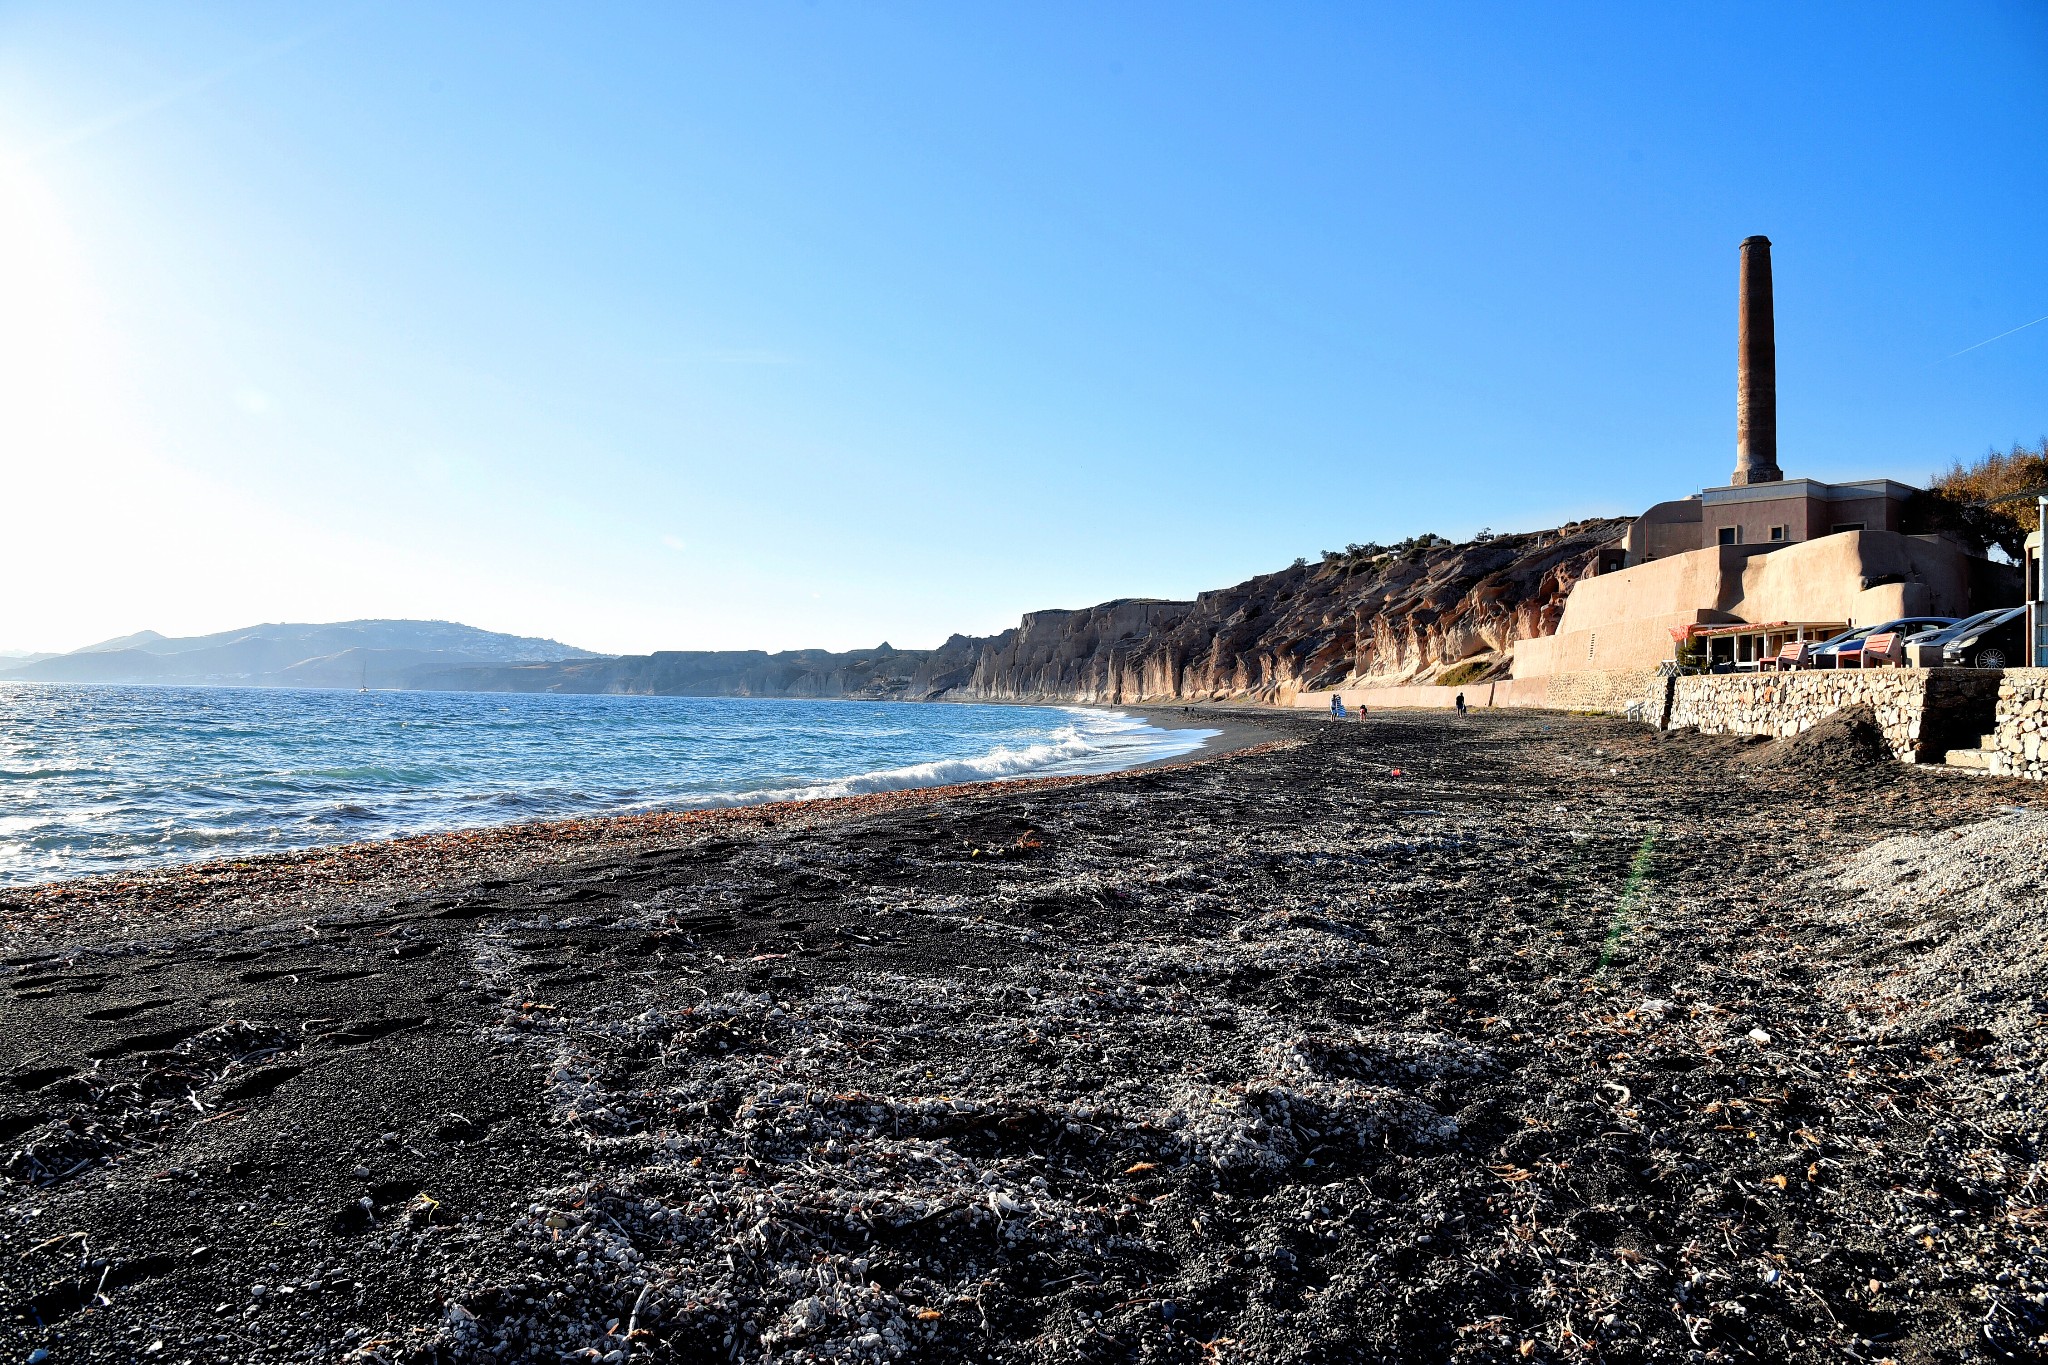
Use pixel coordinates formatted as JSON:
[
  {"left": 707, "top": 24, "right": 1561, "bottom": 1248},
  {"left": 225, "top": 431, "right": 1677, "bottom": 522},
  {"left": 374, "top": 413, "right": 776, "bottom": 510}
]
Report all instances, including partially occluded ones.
[{"left": 4, "top": 708, "right": 2046, "bottom": 1363}]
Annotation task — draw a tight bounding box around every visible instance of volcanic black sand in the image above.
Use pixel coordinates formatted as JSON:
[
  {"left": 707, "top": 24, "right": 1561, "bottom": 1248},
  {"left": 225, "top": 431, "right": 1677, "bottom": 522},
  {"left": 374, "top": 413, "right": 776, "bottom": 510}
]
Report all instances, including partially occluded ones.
[{"left": 5, "top": 708, "right": 2048, "bottom": 1364}]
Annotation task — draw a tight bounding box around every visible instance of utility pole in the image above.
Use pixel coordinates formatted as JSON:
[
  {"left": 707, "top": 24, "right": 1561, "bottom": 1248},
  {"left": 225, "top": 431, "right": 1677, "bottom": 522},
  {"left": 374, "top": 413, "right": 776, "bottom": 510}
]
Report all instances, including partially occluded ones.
[{"left": 2036, "top": 495, "right": 2046, "bottom": 666}]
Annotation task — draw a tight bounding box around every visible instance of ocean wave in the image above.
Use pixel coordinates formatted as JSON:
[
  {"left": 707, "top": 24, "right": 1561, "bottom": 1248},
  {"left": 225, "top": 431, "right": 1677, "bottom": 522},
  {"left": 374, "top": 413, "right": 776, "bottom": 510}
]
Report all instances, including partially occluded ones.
[
  {"left": 307, "top": 803, "right": 380, "bottom": 825},
  {"left": 0, "top": 692, "right": 1218, "bottom": 886},
  {"left": 710, "top": 714, "right": 1214, "bottom": 807},
  {"left": 0, "top": 766, "right": 108, "bottom": 781}
]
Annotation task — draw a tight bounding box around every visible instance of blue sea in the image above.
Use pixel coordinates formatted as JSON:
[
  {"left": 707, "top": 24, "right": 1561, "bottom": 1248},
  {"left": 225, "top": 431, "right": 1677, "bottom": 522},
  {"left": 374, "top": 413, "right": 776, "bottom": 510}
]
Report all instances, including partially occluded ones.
[{"left": 0, "top": 686, "right": 1216, "bottom": 887}]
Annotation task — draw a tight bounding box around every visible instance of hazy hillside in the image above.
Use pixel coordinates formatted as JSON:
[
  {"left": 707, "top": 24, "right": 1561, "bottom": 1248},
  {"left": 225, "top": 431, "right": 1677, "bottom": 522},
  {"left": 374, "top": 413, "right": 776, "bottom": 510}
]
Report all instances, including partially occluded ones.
[
  {"left": 412, "top": 646, "right": 929, "bottom": 699},
  {"left": 3, "top": 620, "right": 600, "bottom": 689}
]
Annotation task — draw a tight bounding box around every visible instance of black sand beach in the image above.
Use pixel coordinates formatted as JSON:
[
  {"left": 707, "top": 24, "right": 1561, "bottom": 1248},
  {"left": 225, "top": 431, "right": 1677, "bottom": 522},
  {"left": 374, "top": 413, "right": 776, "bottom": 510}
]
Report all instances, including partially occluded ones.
[{"left": 5, "top": 709, "right": 2047, "bottom": 1363}]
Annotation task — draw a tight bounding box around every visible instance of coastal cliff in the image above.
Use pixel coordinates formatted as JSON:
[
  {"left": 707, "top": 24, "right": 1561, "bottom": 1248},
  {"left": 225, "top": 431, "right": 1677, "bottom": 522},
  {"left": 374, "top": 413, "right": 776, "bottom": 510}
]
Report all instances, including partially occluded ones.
[
  {"left": 419, "top": 518, "right": 1628, "bottom": 703},
  {"left": 904, "top": 518, "right": 1628, "bottom": 703}
]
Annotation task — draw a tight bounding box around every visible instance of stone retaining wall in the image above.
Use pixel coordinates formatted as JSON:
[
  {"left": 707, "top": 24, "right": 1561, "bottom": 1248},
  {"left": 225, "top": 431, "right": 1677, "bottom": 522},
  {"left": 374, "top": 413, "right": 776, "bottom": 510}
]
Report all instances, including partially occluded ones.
[
  {"left": 1544, "top": 668, "right": 1674, "bottom": 724},
  {"left": 1294, "top": 668, "right": 1669, "bottom": 718},
  {"left": 1987, "top": 669, "right": 2048, "bottom": 779},
  {"left": 1665, "top": 669, "right": 2004, "bottom": 763}
]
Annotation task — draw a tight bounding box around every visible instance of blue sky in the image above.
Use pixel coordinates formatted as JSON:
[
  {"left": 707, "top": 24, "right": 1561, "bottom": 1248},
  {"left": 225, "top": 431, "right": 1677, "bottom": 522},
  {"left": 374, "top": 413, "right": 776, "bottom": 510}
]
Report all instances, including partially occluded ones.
[{"left": 2, "top": 3, "right": 2044, "bottom": 655}]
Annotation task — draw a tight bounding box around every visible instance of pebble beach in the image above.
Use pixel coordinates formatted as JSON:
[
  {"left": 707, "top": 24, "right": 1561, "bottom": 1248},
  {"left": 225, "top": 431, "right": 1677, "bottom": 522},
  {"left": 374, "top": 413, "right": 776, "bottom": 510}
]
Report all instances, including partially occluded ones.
[{"left": 4, "top": 708, "right": 2046, "bottom": 1363}]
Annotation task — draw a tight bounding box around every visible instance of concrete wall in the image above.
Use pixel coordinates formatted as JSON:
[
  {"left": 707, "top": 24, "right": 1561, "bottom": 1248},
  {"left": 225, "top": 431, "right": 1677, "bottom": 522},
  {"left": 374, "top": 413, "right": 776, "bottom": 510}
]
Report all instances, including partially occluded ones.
[
  {"left": 1985, "top": 669, "right": 2048, "bottom": 778},
  {"left": 1515, "top": 610, "right": 1723, "bottom": 678},
  {"left": 1827, "top": 494, "right": 1905, "bottom": 535},
  {"left": 1293, "top": 669, "right": 1670, "bottom": 719},
  {"left": 1734, "top": 531, "right": 1977, "bottom": 621},
  {"left": 1664, "top": 668, "right": 2003, "bottom": 763},
  {"left": 1703, "top": 491, "right": 1821, "bottom": 548},
  {"left": 1293, "top": 678, "right": 1554, "bottom": 712},
  {"left": 1555, "top": 544, "right": 1761, "bottom": 633},
  {"left": 1624, "top": 499, "right": 1704, "bottom": 564},
  {"left": 1699, "top": 491, "right": 1908, "bottom": 547}
]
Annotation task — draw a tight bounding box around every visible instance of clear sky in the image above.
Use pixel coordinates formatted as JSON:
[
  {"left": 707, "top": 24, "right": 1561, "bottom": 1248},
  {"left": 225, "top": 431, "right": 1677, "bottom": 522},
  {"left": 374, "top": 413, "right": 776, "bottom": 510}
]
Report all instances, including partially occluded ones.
[{"left": 2, "top": 3, "right": 2044, "bottom": 656}]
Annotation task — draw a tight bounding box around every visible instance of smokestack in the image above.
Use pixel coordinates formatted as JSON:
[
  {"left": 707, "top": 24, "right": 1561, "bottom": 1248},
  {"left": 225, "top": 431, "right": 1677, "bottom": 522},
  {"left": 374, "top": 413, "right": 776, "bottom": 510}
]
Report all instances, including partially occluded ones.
[{"left": 1732, "top": 234, "right": 1781, "bottom": 485}]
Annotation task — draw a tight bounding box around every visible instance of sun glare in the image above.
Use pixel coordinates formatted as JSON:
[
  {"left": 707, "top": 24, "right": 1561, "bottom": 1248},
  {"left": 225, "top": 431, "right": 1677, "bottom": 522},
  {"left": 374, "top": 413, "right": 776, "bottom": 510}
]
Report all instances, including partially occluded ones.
[
  {"left": 0, "top": 150, "right": 353, "bottom": 648},
  {"left": 0, "top": 153, "right": 107, "bottom": 440}
]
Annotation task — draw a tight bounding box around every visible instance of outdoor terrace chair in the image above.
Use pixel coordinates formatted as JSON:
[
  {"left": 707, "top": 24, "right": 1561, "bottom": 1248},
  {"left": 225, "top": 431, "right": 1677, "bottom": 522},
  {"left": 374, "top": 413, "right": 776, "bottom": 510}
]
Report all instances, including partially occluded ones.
[
  {"left": 1859, "top": 632, "right": 1902, "bottom": 668},
  {"left": 1761, "top": 641, "right": 1810, "bottom": 672}
]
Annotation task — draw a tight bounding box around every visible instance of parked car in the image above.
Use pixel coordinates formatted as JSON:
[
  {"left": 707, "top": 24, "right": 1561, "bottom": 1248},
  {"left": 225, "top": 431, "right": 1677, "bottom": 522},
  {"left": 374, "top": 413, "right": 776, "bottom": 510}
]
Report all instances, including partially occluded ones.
[
  {"left": 1904, "top": 609, "right": 2011, "bottom": 648},
  {"left": 1941, "top": 606, "right": 2027, "bottom": 668},
  {"left": 1809, "top": 616, "right": 1958, "bottom": 667}
]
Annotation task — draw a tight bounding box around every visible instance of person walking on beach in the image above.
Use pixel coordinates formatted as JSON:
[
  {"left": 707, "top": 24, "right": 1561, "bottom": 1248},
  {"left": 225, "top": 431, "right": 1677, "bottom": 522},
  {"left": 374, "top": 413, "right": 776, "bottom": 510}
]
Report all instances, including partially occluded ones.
[
  {"left": 1455, "top": 692, "right": 1467, "bottom": 714},
  {"left": 1331, "top": 695, "right": 1346, "bottom": 718}
]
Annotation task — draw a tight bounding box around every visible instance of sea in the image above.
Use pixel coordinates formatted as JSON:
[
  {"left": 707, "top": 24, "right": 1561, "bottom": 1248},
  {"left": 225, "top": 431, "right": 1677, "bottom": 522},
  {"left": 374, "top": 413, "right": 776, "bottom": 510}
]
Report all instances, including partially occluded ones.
[{"left": 0, "top": 685, "right": 1217, "bottom": 887}]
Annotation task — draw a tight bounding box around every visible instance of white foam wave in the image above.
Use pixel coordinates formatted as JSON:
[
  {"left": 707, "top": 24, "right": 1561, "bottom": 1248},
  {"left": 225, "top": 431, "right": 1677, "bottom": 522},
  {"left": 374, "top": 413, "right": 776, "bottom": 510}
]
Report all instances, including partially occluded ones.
[{"left": 708, "top": 710, "right": 1217, "bottom": 808}]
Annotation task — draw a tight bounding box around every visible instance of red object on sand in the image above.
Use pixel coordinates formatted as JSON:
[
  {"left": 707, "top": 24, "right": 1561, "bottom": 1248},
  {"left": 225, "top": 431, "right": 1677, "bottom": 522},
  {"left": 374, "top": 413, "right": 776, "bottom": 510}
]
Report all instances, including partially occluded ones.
[{"left": 1390, "top": 768, "right": 1403, "bottom": 777}]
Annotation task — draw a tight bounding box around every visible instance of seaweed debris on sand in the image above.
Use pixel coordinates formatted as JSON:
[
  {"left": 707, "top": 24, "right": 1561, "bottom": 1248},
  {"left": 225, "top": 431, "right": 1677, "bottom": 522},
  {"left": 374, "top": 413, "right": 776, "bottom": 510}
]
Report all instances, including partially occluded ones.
[
  {"left": 2, "top": 710, "right": 2044, "bottom": 1363},
  {"left": 1733, "top": 703, "right": 1896, "bottom": 776}
]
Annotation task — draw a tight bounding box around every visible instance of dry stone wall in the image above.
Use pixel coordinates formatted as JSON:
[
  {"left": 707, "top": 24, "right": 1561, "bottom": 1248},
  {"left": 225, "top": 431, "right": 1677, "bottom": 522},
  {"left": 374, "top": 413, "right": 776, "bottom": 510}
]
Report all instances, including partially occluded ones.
[
  {"left": 1544, "top": 668, "right": 1674, "bottom": 724},
  {"left": 1987, "top": 669, "right": 2048, "bottom": 779},
  {"left": 1665, "top": 669, "right": 2003, "bottom": 763}
]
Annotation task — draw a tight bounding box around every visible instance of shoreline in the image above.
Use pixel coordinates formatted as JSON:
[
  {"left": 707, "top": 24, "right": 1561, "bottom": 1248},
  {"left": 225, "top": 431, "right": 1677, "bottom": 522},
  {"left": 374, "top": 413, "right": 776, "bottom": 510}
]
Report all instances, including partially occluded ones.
[
  {"left": 0, "top": 707, "right": 1290, "bottom": 950},
  {"left": 1085, "top": 702, "right": 1276, "bottom": 772}
]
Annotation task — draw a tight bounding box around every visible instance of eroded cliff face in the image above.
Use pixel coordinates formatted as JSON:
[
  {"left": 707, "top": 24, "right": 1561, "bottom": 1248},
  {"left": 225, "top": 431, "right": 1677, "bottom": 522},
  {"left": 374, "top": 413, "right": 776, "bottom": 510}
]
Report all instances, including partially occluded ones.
[
  {"left": 417, "top": 519, "right": 1628, "bottom": 704},
  {"left": 909, "top": 519, "right": 1629, "bottom": 703}
]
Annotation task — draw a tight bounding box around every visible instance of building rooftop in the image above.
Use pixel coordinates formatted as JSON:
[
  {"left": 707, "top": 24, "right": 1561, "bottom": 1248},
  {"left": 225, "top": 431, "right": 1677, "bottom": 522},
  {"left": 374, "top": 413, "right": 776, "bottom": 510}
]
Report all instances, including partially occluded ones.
[{"left": 1698, "top": 477, "right": 1918, "bottom": 505}]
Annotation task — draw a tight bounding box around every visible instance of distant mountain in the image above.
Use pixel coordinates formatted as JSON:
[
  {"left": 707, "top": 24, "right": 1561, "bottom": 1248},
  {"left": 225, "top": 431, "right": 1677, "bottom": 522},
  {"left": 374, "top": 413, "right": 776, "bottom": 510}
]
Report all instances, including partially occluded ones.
[
  {"left": 410, "top": 645, "right": 932, "bottom": 700},
  {"left": 1, "top": 620, "right": 602, "bottom": 689},
  {"left": 71, "top": 629, "right": 169, "bottom": 654}
]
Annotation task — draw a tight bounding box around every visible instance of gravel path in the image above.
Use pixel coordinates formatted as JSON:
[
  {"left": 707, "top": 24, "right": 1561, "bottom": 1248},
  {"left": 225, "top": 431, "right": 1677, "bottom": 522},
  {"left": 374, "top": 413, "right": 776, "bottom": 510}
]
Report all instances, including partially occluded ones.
[{"left": 3, "top": 709, "right": 2044, "bottom": 1364}]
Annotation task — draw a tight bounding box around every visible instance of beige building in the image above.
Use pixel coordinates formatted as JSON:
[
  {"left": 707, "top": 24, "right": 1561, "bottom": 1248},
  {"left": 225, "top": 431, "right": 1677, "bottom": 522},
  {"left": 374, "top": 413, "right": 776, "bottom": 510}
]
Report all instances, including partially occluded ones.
[
  {"left": 1624, "top": 478, "right": 1915, "bottom": 563},
  {"left": 1516, "top": 235, "right": 2016, "bottom": 679},
  {"left": 1515, "top": 529, "right": 2004, "bottom": 676}
]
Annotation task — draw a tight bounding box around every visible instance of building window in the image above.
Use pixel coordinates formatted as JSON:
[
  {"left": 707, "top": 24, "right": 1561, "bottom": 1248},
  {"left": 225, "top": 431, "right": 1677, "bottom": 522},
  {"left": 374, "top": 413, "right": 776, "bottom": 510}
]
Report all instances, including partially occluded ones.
[
  {"left": 1832, "top": 522, "right": 1865, "bottom": 534},
  {"left": 1768, "top": 525, "right": 1787, "bottom": 542},
  {"left": 1717, "top": 527, "right": 1740, "bottom": 546}
]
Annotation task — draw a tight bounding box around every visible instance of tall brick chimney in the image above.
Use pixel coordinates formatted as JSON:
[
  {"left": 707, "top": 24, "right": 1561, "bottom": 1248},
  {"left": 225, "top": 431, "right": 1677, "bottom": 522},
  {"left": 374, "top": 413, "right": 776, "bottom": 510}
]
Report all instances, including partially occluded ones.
[{"left": 1732, "top": 234, "right": 1782, "bottom": 485}]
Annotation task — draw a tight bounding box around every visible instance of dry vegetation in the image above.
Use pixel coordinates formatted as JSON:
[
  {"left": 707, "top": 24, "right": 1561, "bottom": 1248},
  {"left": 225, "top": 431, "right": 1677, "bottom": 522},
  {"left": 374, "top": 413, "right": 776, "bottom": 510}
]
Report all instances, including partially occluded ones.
[{"left": 1909, "top": 439, "right": 2048, "bottom": 560}]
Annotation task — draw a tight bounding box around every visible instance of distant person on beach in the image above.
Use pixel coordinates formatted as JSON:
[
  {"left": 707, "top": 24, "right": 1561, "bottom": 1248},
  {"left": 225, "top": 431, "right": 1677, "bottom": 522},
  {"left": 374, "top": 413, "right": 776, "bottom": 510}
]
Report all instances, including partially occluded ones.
[
  {"left": 1331, "top": 695, "right": 1346, "bottom": 718},
  {"left": 1455, "top": 692, "right": 1467, "bottom": 714}
]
